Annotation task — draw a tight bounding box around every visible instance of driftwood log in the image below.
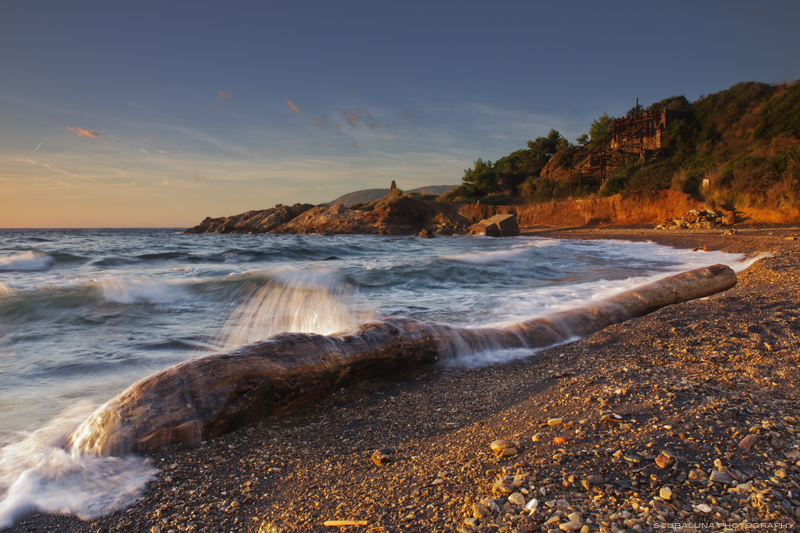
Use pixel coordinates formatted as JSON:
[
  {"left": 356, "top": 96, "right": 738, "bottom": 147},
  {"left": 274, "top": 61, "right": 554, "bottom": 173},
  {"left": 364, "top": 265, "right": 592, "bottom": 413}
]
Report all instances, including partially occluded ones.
[{"left": 70, "top": 264, "right": 736, "bottom": 455}]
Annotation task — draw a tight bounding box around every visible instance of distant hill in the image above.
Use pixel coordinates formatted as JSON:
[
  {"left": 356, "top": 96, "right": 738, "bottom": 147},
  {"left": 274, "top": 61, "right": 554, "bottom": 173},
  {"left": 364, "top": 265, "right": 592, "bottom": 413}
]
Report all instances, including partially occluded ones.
[{"left": 326, "top": 185, "right": 459, "bottom": 206}]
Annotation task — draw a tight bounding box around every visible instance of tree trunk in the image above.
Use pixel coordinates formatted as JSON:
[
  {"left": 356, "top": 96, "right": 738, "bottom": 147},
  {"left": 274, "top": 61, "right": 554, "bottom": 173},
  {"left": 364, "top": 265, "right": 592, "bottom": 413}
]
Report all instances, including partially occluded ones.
[{"left": 70, "top": 264, "right": 735, "bottom": 455}]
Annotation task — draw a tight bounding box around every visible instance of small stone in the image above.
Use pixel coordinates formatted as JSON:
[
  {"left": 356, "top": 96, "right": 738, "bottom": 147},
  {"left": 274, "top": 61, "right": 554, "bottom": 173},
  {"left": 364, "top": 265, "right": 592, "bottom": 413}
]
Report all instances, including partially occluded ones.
[
  {"left": 583, "top": 475, "right": 605, "bottom": 488},
  {"left": 559, "top": 520, "right": 583, "bottom": 531},
  {"left": 548, "top": 418, "right": 563, "bottom": 426},
  {"left": 464, "top": 517, "right": 479, "bottom": 527},
  {"left": 532, "top": 433, "right": 544, "bottom": 442},
  {"left": 473, "top": 503, "right": 491, "bottom": 519},
  {"left": 499, "top": 447, "right": 518, "bottom": 458},
  {"left": 525, "top": 498, "right": 539, "bottom": 511},
  {"left": 490, "top": 440, "right": 515, "bottom": 452},
  {"left": 257, "top": 523, "right": 282, "bottom": 533},
  {"left": 508, "top": 493, "right": 526, "bottom": 506},
  {"left": 623, "top": 453, "right": 643, "bottom": 463},
  {"left": 371, "top": 451, "right": 393, "bottom": 466},
  {"left": 545, "top": 513, "right": 561, "bottom": 525},
  {"left": 739, "top": 434, "right": 757, "bottom": 450},
  {"left": 784, "top": 416, "right": 798, "bottom": 425},
  {"left": 696, "top": 503, "right": 712, "bottom": 513},
  {"left": 553, "top": 436, "right": 570, "bottom": 445},
  {"left": 709, "top": 470, "right": 734, "bottom": 485},
  {"left": 493, "top": 478, "right": 513, "bottom": 494},
  {"left": 688, "top": 468, "right": 707, "bottom": 481},
  {"left": 655, "top": 455, "right": 673, "bottom": 469},
  {"left": 660, "top": 487, "right": 673, "bottom": 500},
  {"left": 775, "top": 468, "right": 787, "bottom": 478},
  {"left": 567, "top": 512, "right": 581, "bottom": 522}
]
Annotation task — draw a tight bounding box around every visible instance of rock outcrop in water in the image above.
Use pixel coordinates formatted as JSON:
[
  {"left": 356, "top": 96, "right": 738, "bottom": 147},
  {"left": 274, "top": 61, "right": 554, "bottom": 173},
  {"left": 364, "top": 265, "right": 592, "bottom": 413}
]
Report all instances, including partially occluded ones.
[
  {"left": 183, "top": 203, "right": 316, "bottom": 234},
  {"left": 184, "top": 191, "right": 473, "bottom": 236},
  {"left": 70, "top": 264, "right": 736, "bottom": 455}
]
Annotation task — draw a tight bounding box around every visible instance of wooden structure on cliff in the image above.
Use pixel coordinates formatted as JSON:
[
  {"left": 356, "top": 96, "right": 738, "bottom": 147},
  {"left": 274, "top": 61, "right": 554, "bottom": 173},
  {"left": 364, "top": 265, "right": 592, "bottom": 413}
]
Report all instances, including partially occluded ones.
[{"left": 566, "top": 108, "right": 686, "bottom": 188}]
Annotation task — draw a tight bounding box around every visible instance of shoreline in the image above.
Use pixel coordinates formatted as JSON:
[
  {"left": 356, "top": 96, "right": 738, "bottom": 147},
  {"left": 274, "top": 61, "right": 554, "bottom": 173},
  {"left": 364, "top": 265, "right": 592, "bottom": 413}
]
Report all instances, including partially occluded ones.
[{"left": 7, "top": 227, "right": 800, "bottom": 533}]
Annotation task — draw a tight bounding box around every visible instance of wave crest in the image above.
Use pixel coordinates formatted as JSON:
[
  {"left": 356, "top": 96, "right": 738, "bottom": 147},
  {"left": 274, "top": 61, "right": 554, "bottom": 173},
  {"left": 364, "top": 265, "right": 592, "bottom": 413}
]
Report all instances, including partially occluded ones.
[
  {"left": 94, "top": 277, "right": 188, "bottom": 305},
  {"left": 0, "top": 251, "right": 53, "bottom": 272},
  {"left": 219, "top": 269, "right": 374, "bottom": 349}
]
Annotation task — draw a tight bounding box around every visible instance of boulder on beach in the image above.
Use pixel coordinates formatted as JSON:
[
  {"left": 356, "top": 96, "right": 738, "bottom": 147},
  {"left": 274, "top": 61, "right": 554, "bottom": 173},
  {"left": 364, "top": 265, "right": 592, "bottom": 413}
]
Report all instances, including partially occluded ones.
[{"left": 469, "top": 214, "right": 519, "bottom": 237}]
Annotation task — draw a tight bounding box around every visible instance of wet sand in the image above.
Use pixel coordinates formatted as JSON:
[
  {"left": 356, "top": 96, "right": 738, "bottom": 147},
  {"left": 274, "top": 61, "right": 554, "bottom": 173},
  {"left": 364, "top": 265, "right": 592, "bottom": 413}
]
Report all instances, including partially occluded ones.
[{"left": 8, "top": 225, "right": 800, "bottom": 533}]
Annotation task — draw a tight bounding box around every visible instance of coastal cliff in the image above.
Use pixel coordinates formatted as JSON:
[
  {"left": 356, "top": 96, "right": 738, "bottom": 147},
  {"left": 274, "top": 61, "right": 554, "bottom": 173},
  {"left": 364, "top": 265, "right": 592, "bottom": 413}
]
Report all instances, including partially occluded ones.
[{"left": 183, "top": 188, "right": 793, "bottom": 236}]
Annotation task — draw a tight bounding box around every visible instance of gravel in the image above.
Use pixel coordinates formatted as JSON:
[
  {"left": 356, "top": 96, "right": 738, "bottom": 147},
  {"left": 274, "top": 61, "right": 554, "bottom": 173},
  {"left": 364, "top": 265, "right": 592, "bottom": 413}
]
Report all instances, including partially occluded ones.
[{"left": 7, "top": 224, "right": 800, "bottom": 533}]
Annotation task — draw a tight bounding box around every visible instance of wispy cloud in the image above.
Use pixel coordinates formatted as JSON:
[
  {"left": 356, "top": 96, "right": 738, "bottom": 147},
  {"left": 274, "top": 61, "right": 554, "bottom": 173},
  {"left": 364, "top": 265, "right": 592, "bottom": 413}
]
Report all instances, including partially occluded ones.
[
  {"left": 13, "top": 158, "right": 98, "bottom": 182},
  {"left": 218, "top": 90, "right": 230, "bottom": 100},
  {"left": 33, "top": 177, "right": 74, "bottom": 187},
  {"left": 344, "top": 106, "right": 382, "bottom": 130},
  {"left": 66, "top": 126, "right": 100, "bottom": 139},
  {"left": 31, "top": 142, "right": 42, "bottom": 154},
  {"left": 193, "top": 173, "right": 210, "bottom": 183},
  {"left": 311, "top": 114, "right": 330, "bottom": 131},
  {"left": 285, "top": 99, "right": 301, "bottom": 114}
]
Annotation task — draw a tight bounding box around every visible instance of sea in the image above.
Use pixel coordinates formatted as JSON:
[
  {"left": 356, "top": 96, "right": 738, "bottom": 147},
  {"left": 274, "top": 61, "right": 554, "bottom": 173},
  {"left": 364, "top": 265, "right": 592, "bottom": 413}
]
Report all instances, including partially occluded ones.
[{"left": 0, "top": 228, "right": 758, "bottom": 526}]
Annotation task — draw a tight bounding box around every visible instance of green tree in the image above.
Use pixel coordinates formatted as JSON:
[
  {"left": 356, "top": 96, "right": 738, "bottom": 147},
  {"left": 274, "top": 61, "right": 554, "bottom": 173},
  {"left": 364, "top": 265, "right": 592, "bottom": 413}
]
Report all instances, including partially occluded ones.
[
  {"left": 461, "top": 158, "right": 497, "bottom": 196},
  {"left": 527, "top": 129, "right": 567, "bottom": 155},
  {"left": 589, "top": 113, "right": 613, "bottom": 141},
  {"left": 576, "top": 133, "right": 589, "bottom": 146}
]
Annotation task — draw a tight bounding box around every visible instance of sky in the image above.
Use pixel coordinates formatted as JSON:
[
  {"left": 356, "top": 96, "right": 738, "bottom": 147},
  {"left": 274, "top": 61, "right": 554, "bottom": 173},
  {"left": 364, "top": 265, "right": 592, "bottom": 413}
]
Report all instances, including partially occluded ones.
[{"left": 1, "top": 1, "right": 799, "bottom": 228}]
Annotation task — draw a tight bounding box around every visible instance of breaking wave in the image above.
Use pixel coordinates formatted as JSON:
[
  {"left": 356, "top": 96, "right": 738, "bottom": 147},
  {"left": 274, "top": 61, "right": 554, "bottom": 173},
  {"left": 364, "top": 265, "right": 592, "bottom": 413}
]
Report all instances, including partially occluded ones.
[
  {"left": 0, "top": 403, "right": 156, "bottom": 528},
  {"left": 0, "top": 251, "right": 53, "bottom": 272},
  {"left": 218, "top": 268, "right": 374, "bottom": 349}
]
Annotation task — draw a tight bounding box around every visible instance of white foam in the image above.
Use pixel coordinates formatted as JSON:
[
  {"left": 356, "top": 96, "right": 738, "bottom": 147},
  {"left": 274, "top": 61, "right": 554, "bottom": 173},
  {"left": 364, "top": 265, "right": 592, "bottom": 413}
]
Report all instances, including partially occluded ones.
[
  {"left": 94, "top": 277, "right": 189, "bottom": 305},
  {"left": 444, "top": 342, "right": 580, "bottom": 369},
  {"left": 728, "top": 251, "right": 772, "bottom": 272},
  {"left": 444, "top": 240, "right": 555, "bottom": 265},
  {"left": 0, "top": 403, "right": 156, "bottom": 528},
  {"left": 0, "top": 251, "right": 53, "bottom": 272},
  {"left": 219, "top": 268, "right": 374, "bottom": 349}
]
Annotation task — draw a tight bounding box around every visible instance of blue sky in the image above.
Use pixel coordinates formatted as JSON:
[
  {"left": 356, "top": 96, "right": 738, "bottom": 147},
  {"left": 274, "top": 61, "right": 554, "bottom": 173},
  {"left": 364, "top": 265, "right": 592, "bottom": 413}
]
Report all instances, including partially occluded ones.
[{"left": 1, "top": 1, "right": 798, "bottom": 227}]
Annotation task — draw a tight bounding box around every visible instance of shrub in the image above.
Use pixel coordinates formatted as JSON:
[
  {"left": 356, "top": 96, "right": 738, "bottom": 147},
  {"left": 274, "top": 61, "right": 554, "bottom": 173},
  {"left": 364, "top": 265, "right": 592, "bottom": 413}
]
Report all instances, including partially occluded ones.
[{"left": 754, "top": 82, "right": 800, "bottom": 140}]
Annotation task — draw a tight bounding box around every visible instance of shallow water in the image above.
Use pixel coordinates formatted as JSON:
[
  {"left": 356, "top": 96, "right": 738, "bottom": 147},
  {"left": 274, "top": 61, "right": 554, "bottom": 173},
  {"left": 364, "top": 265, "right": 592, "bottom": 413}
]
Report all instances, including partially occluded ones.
[{"left": 0, "top": 228, "right": 755, "bottom": 526}]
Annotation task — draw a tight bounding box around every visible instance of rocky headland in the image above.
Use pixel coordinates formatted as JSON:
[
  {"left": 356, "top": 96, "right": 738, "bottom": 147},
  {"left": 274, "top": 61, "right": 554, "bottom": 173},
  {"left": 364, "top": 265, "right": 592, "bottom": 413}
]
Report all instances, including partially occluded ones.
[{"left": 184, "top": 190, "right": 474, "bottom": 237}]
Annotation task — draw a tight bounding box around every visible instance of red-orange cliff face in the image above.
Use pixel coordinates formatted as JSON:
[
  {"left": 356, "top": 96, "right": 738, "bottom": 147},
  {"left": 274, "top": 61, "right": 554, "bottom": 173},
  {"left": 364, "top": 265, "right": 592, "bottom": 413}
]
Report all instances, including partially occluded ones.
[{"left": 457, "top": 190, "right": 799, "bottom": 227}]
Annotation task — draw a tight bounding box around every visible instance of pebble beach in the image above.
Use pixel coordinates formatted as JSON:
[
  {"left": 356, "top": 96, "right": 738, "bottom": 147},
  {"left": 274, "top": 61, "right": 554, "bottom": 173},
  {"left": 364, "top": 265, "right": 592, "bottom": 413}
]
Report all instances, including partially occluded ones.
[{"left": 6, "top": 225, "right": 800, "bottom": 533}]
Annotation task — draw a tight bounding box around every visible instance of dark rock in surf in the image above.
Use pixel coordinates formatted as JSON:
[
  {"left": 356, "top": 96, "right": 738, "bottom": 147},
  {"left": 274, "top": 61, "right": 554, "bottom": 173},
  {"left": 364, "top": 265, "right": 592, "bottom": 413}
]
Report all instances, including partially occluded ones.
[{"left": 469, "top": 222, "right": 500, "bottom": 237}]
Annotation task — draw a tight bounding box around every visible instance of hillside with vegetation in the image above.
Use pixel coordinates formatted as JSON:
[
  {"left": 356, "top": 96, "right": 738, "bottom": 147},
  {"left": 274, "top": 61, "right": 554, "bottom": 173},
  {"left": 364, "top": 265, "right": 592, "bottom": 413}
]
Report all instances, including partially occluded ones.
[{"left": 441, "top": 81, "right": 800, "bottom": 215}]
